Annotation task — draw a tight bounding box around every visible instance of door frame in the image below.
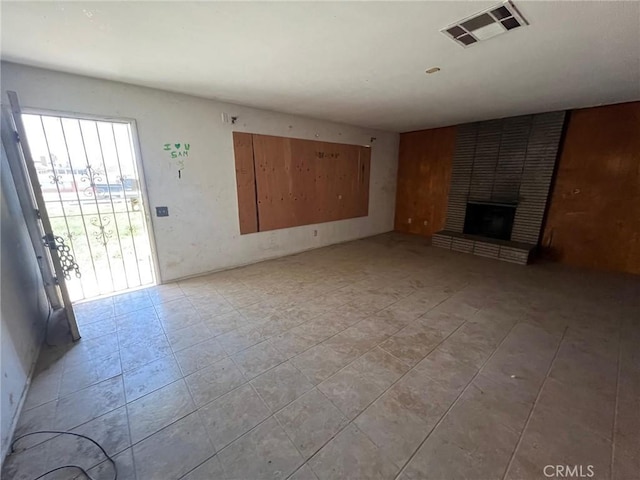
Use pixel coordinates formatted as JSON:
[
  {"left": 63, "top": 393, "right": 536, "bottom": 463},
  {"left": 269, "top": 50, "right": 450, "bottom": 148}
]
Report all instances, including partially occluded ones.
[{"left": 18, "top": 105, "right": 162, "bottom": 296}]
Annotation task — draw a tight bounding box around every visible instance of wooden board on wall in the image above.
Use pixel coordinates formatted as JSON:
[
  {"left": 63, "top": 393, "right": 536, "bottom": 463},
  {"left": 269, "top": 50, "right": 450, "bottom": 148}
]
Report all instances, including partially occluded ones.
[
  {"left": 232, "top": 132, "right": 258, "bottom": 234},
  {"left": 542, "top": 102, "right": 640, "bottom": 274},
  {"left": 394, "top": 126, "right": 457, "bottom": 236},
  {"left": 233, "top": 133, "right": 370, "bottom": 233}
]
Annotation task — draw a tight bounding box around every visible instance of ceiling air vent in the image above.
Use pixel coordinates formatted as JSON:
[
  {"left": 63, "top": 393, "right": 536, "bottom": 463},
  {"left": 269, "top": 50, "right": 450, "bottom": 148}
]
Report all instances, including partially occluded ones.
[{"left": 441, "top": 1, "right": 528, "bottom": 48}]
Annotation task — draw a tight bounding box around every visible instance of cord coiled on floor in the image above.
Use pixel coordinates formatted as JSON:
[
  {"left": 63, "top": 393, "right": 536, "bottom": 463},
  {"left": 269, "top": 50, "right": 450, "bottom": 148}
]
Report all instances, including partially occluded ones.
[{"left": 10, "top": 430, "right": 117, "bottom": 480}]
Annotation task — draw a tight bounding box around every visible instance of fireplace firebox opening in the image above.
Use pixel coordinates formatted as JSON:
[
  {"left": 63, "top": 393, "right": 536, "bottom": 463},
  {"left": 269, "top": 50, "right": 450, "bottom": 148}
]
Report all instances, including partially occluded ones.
[{"left": 463, "top": 201, "right": 516, "bottom": 241}]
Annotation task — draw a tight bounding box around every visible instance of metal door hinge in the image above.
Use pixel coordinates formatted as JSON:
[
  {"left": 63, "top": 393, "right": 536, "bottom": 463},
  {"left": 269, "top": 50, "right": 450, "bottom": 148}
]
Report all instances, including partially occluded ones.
[
  {"left": 43, "top": 233, "right": 56, "bottom": 249},
  {"left": 14, "top": 130, "right": 20, "bottom": 143}
]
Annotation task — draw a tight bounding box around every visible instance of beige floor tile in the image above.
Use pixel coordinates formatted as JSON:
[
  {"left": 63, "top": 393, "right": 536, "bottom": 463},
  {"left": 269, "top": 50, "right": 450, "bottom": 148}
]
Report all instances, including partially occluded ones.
[
  {"left": 6, "top": 233, "right": 637, "bottom": 480},
  {"left": 354, "top": 391, "right": 430, "bottom": 468},
  {"left": 290, "top": 316, "right": 347, "bottom": 343},
  {"left": 155, "top": 298, "right": 202, "bottom": 333},
  {"left": 250, "top": 361, "right": 314, "bottom": 411},
  {"left": 13, "top": 400, "right": 58, "bottom": 449},
  {"left": 174, "top": 337, "right": 227, "bottom": 376},
  {"left": 308, "top": 424, "right": 398, "bottom": 480},
  {"left": 612, "top": 450, "right": 639, "bottom": 480},
  {"left": 114, "top": 306, "right": 163, "bottom": 336},
  {"left": 232, "top": 341, "right": 288, "bottom": 379},
  {"left": 269, "top": 332, "right": 317, "bottom": 359},
  {"left": 201, "top": 310, "right": 247, "bottom": 337},
  {"left": 388, "top": 369, "right": 459, "bottom": 424},
  {"left": 86, "top": 447, "right": 136, "bottom": 480},
  {"left": 379, "top": 323, "right": 445, "bottom": 366},
  {"left": 22, "top": 361, "right": 63, "bottom": 411},
  {"left": 276, "top": 388, "right": 348, "bottom": 459},
  {"left": 185, "top": 357, "right": 246, "bottom": 407},
  {"left": 119, "top": 333, "right": 173, "bottom": 372},
  {"left": 290, "top": 344, "right": 352, "bottom": 385},
  {"left": 217, "top": 325, "right": 268, "bottom": 355},
  {"left": 505, "top": 407, "right": 613, "bottom": 480},
  {"left": 2, "top": 438, "right": 52, "bottom": 480},
  {"left": 113, "top": 290, "right": 153, "bottom": 316},
  {"left": 614, "top": 396, "right": 640, "bottom": 459},
  {"left": 404, "top": 386, "right": 522, "bottom": 479},
  {"left": 181, "top": 455, "right": 225, "bottom": 480},
  {"left": 122, "top": 354, "right": 182, "bottom": 402},
  {"left": 62, "top": 333, "right": 119, "bottom": 367},
  {"left": 318, "top": 366, "right": 385, "bottom": 419},
  {"left": 59, "top": 350, "right": 122, "bottom": 396},
  {"left": 550, "top": 340, "right": 619, "bottom": 392},
  {"left": 349, "top": 347, "right": 410, "bottom": 390},
  {"left": 535, "top": 376, "right": 616, "bottom": 440},
  {"left": 127, "top": 379, "right": 195, "bottom": 443},
  {"left": 400, "top": 431, "right": 478, "bottom": 480},
  {"left": 289, "top": 463, "right": 319, "bottom": 480},
  {"left": 199, "top": 383, "right": 270, "bottom": 451},
  {"left": 166, "top": 322, "right": 214, "bottom": 352},
  {"left": 78, "top": 317, "right": 117, "bottom": 340},
  {"left": 133, "top": 411, "right": 215, "bottom": 480},
  {"left": 414, "top": 348, "right": 478, "bottom": 392},
  {"left": 217, "top": 417, "right": 303, "bottom": 480},
  {"left": 436, "top": 327, "right": 495, "bottom": 369},
  {"left": 55, "top": 376, "right": 125, "bottom": 431},
  {"left": 322, "top": 327, "right": 378, "bottom": 362},
  {"left": 146, "top": 283, "right": 185, "bottom": 305},
  {"left": 49, "top": 406, "right": 131, "bottom": 472},
  {"left": 74, "top": 297, "right": 114, "bottom": 325}
]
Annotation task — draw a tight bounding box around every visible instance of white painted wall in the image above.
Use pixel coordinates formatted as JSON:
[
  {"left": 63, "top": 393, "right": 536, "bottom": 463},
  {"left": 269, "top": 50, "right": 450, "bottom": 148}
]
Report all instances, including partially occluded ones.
[
  {"left": 0, "top": 142, "right": 48, "bottom": 461},
  {"left": 1, "top": 62, "right": 399, "bottom": 282}
]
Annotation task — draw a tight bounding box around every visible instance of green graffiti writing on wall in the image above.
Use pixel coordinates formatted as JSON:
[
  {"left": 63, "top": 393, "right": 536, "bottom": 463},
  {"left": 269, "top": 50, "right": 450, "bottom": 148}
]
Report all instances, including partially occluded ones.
[{"left": 164, "top": 143, "right": 190, "bottom": 158}]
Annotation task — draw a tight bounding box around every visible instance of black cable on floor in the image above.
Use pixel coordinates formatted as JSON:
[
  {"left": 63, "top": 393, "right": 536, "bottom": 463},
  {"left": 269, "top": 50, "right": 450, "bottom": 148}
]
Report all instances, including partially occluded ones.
[{"left": 10, "top": 430, "right": 117, "bottom": 480}]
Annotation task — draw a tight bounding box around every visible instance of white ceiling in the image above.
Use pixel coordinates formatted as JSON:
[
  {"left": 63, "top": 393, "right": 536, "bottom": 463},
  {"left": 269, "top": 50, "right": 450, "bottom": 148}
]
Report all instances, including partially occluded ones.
[{"left": 2, "top": 1, "right": 639, "bottom": 132}]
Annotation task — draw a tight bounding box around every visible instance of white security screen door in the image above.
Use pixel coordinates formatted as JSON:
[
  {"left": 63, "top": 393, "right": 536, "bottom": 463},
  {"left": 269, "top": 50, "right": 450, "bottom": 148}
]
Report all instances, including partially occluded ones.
[{"left": 20, "top": 111, "right": 156, "bottom": 301}]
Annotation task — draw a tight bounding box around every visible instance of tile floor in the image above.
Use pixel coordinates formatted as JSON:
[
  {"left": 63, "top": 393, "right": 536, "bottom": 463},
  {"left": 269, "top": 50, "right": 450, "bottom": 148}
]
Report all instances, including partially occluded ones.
[{"left": 3, "top": 233, "right": 639, "bottom": 480}]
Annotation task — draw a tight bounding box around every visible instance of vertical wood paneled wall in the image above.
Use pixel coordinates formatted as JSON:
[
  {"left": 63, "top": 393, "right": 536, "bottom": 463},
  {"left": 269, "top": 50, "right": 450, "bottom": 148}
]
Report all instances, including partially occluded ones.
[
  {"left": 394, "top": 127, "right": 456, "bottom": 236},
  {"left": 542, "top": 102, "right": 640, "bottom": 274},
  {"left": 393, "top": 101, "right": 640, "bottom": 275}
]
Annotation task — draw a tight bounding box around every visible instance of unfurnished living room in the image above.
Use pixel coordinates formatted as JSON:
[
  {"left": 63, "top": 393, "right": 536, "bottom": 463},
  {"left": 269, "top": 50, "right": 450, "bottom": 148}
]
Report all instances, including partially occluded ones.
[{"left": 0, "top": 1, "right": 639, "bottom": 479}]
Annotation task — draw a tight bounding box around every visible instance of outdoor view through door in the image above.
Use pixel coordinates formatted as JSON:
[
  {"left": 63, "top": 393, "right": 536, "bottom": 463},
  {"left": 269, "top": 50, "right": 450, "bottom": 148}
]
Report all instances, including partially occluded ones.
[{"left": 22, "top": 113, "right": 155, "bottom": 301}]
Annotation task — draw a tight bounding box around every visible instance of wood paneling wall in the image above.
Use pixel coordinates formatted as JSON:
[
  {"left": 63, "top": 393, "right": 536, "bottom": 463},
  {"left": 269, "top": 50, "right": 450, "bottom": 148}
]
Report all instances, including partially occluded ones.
[
  {"left": 394, "top": 127, "right": 456, "bottom": 236},
  {"left": 233, "top": 132, "right": 258, "bottom": 234},
  {"left": 233, "top": 133, "right": 370, "bottom": 234},
  {"left": 542, "top": 102, "right": 640, "bottom": 274}
]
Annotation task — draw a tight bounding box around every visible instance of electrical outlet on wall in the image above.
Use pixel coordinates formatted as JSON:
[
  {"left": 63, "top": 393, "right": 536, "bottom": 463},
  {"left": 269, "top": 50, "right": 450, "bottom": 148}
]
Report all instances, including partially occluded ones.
[
  {"left": 156, "top": 206, "right": 169, "bottom": 217},
  {"left": 313, "top": 230, "right": 318, "bottom": 237},
  {"left": 408, "top": 218, "right": 412, "bottom": 224}
]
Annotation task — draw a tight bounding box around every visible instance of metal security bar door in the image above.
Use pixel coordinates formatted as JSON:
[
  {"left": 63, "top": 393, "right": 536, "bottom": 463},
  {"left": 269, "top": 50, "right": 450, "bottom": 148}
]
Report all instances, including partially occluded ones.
[
  {"left": 4, "top": 91, "right": 79, "bottom": 340},
  {"left": 19, "top": 107, "right": 156, "bottom": 301}
]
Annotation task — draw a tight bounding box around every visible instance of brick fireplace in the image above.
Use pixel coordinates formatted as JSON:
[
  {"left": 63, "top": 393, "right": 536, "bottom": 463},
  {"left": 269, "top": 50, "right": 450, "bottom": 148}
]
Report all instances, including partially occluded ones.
[{"left": 433, "top": 111, "right": 566, "bottom": 264}]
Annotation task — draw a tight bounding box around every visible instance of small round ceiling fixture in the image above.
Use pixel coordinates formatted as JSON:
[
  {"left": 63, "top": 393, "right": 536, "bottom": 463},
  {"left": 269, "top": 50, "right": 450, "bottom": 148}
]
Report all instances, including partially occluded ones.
[{"left": 425, "top": 67, "right": 441, "bottom": 74}]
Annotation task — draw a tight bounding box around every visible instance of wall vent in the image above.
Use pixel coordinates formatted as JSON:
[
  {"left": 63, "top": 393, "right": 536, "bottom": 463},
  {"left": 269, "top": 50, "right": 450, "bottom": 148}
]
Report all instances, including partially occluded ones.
[{"left": 441, "top": 1, "right": 528, "bottom": 48}]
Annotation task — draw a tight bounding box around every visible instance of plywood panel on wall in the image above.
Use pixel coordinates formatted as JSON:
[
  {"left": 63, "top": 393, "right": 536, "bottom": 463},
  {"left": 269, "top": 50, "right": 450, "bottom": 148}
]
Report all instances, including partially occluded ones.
[
  {"left": 232, "top": 132, "right": 258, "bottom": 234},
  {"left": 542, "top": 102, "right": 640, "bottom": 274},
  {"left": 394, "top": 126, "right": 456, "bottom": 236},
  {"left": 234, "top": 133, "right": 370, "bottom": 233}
]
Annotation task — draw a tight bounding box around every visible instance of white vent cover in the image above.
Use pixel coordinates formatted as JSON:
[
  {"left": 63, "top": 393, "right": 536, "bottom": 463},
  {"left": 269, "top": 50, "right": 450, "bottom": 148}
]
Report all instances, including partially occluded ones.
[{"left": 441, "top": 1, "right": 528, "bottom": 48}]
